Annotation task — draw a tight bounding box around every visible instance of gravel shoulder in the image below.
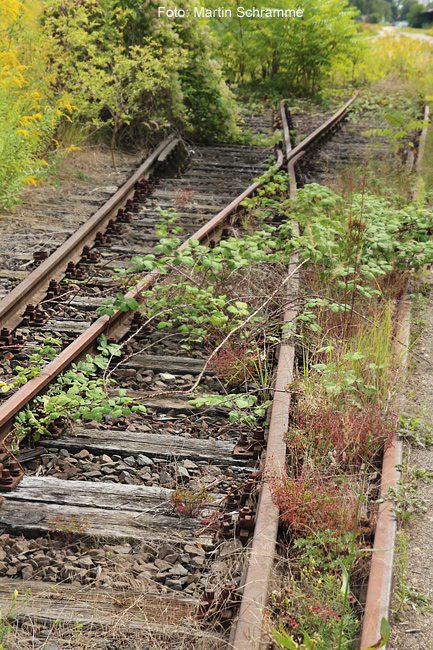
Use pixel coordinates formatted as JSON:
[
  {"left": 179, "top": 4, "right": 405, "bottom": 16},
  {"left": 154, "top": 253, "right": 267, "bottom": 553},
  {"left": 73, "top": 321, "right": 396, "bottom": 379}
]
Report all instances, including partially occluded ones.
[{"left": 388, "top": 276, "right": 433, "bottom": 650}]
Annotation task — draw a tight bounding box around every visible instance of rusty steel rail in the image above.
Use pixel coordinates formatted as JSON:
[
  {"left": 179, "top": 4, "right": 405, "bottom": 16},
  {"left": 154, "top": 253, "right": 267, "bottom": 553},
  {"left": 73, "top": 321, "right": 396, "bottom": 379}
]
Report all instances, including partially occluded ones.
[
  {"left": 361, "top": 105, "right": 429, "bottom": 650},
  {"left": 279, "top": 100, "right": 292, "bottom": 156},
  {"left": 279, "top": 99, "right": 291, "bottom": 159},
  {"left": 0, "top": 134, "right": 178, "bottom": 332},
  {"left": 231, "top": 101, "right": 301, "bottom": 650}
]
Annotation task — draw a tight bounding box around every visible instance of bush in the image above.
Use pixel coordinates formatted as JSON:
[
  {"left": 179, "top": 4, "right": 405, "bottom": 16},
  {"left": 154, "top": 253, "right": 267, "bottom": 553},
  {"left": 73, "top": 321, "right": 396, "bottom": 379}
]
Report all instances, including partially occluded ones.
[
  {"left": 0, "top": 0, "right": 73, "bottom": 210},
  {"left": 204, "top": 0, "right": 362, "bottom": 96},
  {"left": 42, "top": 0, "right": 237, "bottom": 145}
]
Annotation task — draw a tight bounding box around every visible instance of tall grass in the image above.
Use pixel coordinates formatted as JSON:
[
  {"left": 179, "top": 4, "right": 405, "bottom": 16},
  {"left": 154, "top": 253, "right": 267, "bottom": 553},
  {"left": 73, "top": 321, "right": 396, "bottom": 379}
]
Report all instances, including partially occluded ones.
[{"left": 302, "top": 302, "right": 403, "bottom": 409}]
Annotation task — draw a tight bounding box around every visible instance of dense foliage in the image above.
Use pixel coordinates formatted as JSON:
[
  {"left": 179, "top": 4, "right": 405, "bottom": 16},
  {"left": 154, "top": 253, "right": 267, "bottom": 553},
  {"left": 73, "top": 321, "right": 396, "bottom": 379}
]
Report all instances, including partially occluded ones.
[
  {"left": 2, "top": 0, "right": 432, "bottom": 211},
  {"left": 42, "top": 0, "right": 237, "bottom": 145},
  {"left": 407, "top": 3, "right": 433, "bottom": 28},
  {"left": 0, "top": 0, "right": 74, "bottom": 210},
  {"left": 203, "top": 0, "right": 361, "bottom": 95},
  {"left": 0, "top": 0, "right": 238, "bottom": 209}
]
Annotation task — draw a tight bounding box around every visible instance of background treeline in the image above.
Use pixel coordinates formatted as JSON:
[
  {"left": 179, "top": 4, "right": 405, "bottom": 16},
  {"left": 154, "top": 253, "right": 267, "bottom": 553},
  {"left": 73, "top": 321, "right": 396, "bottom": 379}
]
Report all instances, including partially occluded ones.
[
  {"left": 350, "top": 0, "right": 433, "bottom": 27},
  {"left": 2, "top": 0, "right": 433, "bottom": 210},
  {"left": 205, "top": 0, "right": 360, "bottom": 96}
]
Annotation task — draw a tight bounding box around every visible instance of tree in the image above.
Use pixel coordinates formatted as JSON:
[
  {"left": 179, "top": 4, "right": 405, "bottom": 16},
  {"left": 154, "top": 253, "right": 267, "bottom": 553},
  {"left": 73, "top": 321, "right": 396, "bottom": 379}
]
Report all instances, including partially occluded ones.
[
  {"left": 407, "top": 3, "right": 424, "bottom": 26},
  {"left": 349, "top": 0, "right": 394, "bottom": 22},
  {"left": 204, "top": 0, "right": 362, "bottom": 96},
  {"left": 42, "top": 0, "right": 237, "bottom": 149},
  {"left": 400, "top": 0, "right": 419, "bottom": 20}
]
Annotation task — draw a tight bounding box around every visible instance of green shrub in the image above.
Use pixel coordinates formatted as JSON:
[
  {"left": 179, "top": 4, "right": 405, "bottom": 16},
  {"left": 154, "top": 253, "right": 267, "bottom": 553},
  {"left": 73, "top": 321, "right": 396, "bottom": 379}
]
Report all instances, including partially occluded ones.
[
  {"left": 203, "top": 0, "right": 362, "bottom": 96},
  {"left": 42, "top": 0, "right": 237, "bottom": 145}
]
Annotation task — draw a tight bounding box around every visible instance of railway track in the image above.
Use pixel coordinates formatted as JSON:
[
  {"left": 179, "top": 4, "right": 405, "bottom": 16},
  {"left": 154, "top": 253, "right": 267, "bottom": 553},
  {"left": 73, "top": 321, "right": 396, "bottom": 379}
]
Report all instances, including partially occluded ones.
[
  {"left": 0, "top": 110, "right": 283, "bottom": 649},
  {"left": 0, "top": 95, "right": 420, "bottom": 649},
  {"left": 290, "top": 97, "right": 418, "bottom": 189}
]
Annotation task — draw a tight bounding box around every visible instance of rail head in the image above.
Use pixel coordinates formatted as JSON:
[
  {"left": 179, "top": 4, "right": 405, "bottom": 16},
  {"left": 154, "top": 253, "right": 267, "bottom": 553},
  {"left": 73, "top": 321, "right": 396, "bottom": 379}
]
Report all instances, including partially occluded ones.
[{"left": 279, "top": 100, "right": 292, "bottom": 157}]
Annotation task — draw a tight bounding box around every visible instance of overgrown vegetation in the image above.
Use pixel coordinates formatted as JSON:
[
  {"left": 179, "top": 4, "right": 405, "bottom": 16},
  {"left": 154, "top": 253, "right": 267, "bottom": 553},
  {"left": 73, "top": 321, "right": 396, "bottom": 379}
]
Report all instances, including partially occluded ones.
[
  {"left": 48, "top": 514, "right": 90, "bottom": 544},
  {"left": 41, "top": 0, "right": 237, "bottom": 147},
  {"left": 2, "top": 0, "right": 433, "bottom": 210},
  {"left": 6, "top": 334, "right": 146, "bottom": 453},
  {"left": 170, "top": 486, "right": 213, "bottom": 517},
  {"left": 261, "top": 170, "right": 428, "bottom": 645},
  {"left": 352, "top": 32, "right": 433, "bottom": 96},
  {"left": 204, "top": 0, "right": 361, "bottom": 96},
  {"left": 0, "top": 0, "right": 76, "bottom": 210}
]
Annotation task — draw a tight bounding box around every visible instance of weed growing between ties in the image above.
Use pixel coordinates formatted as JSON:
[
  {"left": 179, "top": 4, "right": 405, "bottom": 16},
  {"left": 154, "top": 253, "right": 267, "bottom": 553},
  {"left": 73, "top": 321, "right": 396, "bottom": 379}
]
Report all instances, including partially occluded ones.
[
  {"left": 48, "top": 514, "right": 91, "bottom": 544},
  {"left": 170, "top": 487, "right": 213, "bottom": 518},
  {"left": 5, "top": 334, "right": 147, "bottom": 455}
]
